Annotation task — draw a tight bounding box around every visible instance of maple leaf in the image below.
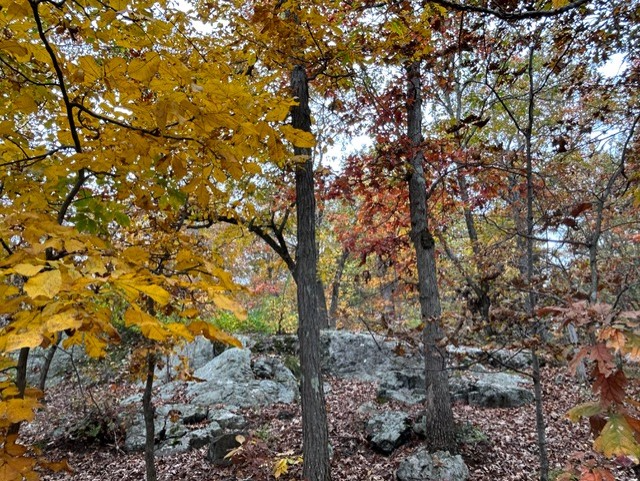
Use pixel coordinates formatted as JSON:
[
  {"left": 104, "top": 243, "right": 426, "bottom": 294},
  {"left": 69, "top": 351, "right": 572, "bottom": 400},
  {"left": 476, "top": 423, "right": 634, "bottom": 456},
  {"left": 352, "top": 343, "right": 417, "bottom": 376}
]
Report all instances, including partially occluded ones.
[
  {"left": 590, "top": 343, "right": 615, "bottom": 377},
  {"left": 593, "top": 414, "right": 640, "bottom": 462},
  {"left": 592, "top": 369, "right": 626, "bottom": 407},
  {"left": 24, "top": 270, "right": 62, "bottom": 299},
  {"left": 598, "top": 327, "right": 626, "bottom": 352}
]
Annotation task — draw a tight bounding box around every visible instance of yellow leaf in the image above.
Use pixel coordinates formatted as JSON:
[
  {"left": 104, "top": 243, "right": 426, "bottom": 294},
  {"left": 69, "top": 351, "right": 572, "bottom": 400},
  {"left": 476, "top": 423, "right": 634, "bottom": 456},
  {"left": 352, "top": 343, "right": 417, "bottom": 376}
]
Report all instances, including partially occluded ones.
[
  {"left": 24, "top": 270, "right": 62, "bottom": 299},
  {"left": 179, "top": 308, "right": 199, "bottom": 319},
  {"left": 77, "top": 56, "right": 102, "bottom": 84},
  {"left": 187, "top": 321, "right": 241, "bottom": 348},
  {"left": 4, "top": 435, "right": 27, "bottom": 457},
  {"left": 212, "top": 293, "right": 247, "bottom": 321},
  {"left": 114, "top": 278, "right": 171, "bottom": 306},
  {"left": 63, "top": 238, "right": 86, "bottom": 253},
  {"left": 265, "top": 102, "right": 294, "bottom": 122},
  {"left": 166, "top": 322, "right": 194, "bottom": 342},
  {"left": 0, "top": 40, "right": 30, "bottom": 61},
  {"left": 243, "top": 162, "right": 262, "bottom": 175},
  {"left": 280, "top": 125, "right": 316, "bottom": 148},
  {"left": 42, "top": 311, "right": 82, "bottom": 334},
  {"left": 12, "top": 264, "right": 44, "bottom": 277},
  {"left": 83, "top": 333, "right": 107, "bottom": 358},
  {"left": 2, "top": 331, "right": 43, "bottom": 352},
  {"left": 593, "top": 414, "right": 640, "bottom": 462},
  {"left": 124, "top": 308, "right": 169, "bottom": 342},
  {"left": 128, "top": 52, "right": 160, "bottom": 83},
  {"left": 13, "top": 94, "right": 38, "bottom": 115},
  {"left": 273, "top": 458, "right": 288, "bottom": 478},
  {"left": 0, "top": 398, "right": 40, "bottom": 424},
  {"left": 122, "top": 246, "right": 150, "bottom": 264}
]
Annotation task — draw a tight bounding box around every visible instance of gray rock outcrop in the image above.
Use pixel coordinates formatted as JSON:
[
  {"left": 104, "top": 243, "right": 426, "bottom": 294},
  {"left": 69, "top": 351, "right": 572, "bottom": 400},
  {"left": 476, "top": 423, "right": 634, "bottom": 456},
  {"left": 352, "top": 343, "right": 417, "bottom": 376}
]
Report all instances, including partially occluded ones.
[
  {"left": 156, "top": 348, "right": 298, "bottom": 408},
  {"left": 449, "top": 370, "right": 534, "bottom": 408},
  {"left": 123, "top": 404, "right": 245, "bottom": 454},
  {"left": 365, "top": 411, "right": 412, "bottom": 455},
  {"left": 396, "top": 449, "right": 469, "bottom": 481},
  {"left": 377, "top": 366, "right": 532, "bottom": 409},
  {"left": 123, "top": 349, "right": 296, "bottom": 456}
]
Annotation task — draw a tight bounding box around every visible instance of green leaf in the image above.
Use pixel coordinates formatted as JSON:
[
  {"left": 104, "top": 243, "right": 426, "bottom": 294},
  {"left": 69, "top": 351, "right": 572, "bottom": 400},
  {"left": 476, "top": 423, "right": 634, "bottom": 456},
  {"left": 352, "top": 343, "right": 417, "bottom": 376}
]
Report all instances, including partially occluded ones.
[
  {"left": 567, "top": 402, "right": 603, "bottom": 422},
  {"left": 593, "top": 414, "right": 640, "bottom": 461}
]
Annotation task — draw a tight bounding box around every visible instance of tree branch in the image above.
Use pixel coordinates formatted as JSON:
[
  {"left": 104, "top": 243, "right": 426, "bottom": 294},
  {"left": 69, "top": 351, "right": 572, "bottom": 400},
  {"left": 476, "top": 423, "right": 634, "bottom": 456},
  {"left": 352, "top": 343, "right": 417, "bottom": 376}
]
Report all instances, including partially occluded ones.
[{"left": 425, "top": 0, "right": 590, "bottom": 20}]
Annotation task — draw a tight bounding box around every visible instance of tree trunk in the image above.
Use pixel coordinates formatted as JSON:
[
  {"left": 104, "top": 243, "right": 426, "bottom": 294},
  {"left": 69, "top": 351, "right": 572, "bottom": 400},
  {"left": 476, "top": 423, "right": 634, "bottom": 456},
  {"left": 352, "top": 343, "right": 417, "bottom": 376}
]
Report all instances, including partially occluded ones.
[
  {"left": 8, "top": 347, "right": 30, "bottom": 435},
  {"left": 143, "top": 351, "right": 157, "bottom": 481},
  {"left": 316, "top": 278, "right": 330, "bottom": 329},
  {"left": 39, "top": 334, "right": 63, "bottom": 392},
  {"left": 291, "top": 65, "right": 331, "bottom": 481},
  {"left": 406, "top": 61, "right": 455, "bottom": 453},
  {"left": 328, "top": 249, "right": 349, "bottom": 328},
  {"left": 524, "top": 45, "right": 548, "bottom": 481}
]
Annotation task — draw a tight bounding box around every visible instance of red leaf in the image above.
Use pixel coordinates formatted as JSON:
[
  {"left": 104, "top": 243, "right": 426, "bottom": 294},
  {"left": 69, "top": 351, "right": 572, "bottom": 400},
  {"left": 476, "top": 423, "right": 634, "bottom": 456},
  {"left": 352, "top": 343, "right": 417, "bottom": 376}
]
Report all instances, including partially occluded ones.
[
  {"left": 590, "top": 343, "right": 615, "bottom": 376},
  {"left": 570, "top": 202, "right": 593, "bottom": 217},
  {"left": 592, "top": 369, "right": 626, "bottom": 406}
]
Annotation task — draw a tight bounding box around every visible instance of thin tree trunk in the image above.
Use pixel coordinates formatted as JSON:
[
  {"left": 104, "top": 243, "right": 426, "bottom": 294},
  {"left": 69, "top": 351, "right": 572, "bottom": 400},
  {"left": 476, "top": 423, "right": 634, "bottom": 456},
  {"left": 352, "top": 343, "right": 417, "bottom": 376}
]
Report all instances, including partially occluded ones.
[
  {"left": 143, "top": 351, "right": 157, "bottom": 481},
  {"left": 39, "top": 334, "right": 63, "bottom": 392},
  {"left": 406, "top": 61, "right": 455, "bottom": 453},
  {"left": 8, "top": 347, "right": 30, "bottom": 435},
  {"left": 328, "top": 249, "right": 349, "bottom": 328},
  {"left": 524, "top": 45, "right": 548, "bottom": 481},
  {"left": 532, "top": 351, "right": 548, "bottom": 479},
  {"left": 291, "top": 65, "right": 331, "bottom": 481}
]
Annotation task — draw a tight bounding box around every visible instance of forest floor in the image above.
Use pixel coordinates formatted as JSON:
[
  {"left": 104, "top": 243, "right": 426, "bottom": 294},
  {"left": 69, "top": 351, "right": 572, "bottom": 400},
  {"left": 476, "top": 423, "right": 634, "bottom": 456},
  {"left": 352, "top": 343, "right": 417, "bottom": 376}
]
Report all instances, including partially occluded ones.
[{"left": 22, "top": 362, "right": 638, "bottom": 481}]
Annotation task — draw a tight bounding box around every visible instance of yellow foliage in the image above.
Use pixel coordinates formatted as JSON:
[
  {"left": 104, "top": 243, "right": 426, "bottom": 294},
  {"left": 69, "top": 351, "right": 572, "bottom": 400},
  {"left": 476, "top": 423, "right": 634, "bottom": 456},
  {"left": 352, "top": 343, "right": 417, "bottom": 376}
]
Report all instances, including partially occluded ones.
[{"left": 23, "top": 270, "right": 62, "bottom": 300}]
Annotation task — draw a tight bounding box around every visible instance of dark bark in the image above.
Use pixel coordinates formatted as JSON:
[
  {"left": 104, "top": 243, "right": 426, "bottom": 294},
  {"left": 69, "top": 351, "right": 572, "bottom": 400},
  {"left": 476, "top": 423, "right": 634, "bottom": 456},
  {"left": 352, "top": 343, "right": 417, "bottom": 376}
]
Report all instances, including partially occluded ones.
[
  {"left": 316, "top": 279, "right": 330, "bottom": 329},
  {"left": 406, "top": 61, "right": 455, "bottom": 453},
  {"left": 143, "top": 351, "right": 157, "bottom": 481},
  {"left": 8, "top": 347, "right": 30, "bottom": 435},
  {"left": 532, "top": 351, "right": 548, "bottom": 480},
  {"left": 328, "top": 249, "right": 349, "bottom": 327},
  {"left": 38, "top": 333, "right": 63, "bottom": 392},
  {"left": 291, "top": 65, "right": 331, "bottom": 481},
  {"left": 524, "top": 46, "right": 548, "bottom": 481}
]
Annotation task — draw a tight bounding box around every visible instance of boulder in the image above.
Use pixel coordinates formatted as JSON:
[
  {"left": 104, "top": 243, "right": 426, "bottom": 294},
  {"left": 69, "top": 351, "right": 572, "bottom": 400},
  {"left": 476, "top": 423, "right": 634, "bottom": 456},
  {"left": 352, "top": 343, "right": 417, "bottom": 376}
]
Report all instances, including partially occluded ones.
[
  {"left": 378, "top": 371, "right": 426, "bottom": 405},
  {"left": 156, "top": 348, "right": 299, "bottom": 407},
  {"left": 122, "top": 404, "right": 245, "bottom": 455},
  {"left": 365, "top": 411, "right": 412, "bottom": 455},
  {"left": 448, "top": 346, "right": 532, "bottom": 371},
  {"left": 207, "top": 432, "right": 248, "bottom": 466},
  {"left": 378, "top": 367, "right": 532, "bottom": 409},
  {"left": 396, "top": 449, "right": 469, "bottom": 481},
  {"left": 321, "top": 330, "right": 420, "bottom": 381},
  {"left": 449, "top": 371, "right": 533, "bottom": 408}
]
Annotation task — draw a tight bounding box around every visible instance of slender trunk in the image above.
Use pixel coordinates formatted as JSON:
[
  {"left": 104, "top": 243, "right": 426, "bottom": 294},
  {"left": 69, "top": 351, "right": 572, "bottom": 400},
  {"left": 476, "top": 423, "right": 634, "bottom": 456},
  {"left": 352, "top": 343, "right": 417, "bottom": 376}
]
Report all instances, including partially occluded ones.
[
  {"left": 39, "top": 334, "right": 63, "bottom": 392},
  {"left": 457, "top": 173, "right": 491, "bottom": 323},
  {"left": 8, "top": 347, "right": 30, "bottom": 435},
  {"left": 532, "top": 351, "right": 548, "bottom": 479},
  {"left": 291, "top": 65, "right": 331, "bottom": 481},
  {"left": 143, "top": 351, "right": 157, "bottom": 481},
  {"left": 406, "top": 61, "right": 455, "bottom": 453},
  {"left": 524, "top": 45, "right": 548, "bottom": 481},
  {"left": 328, "top": 249, "right": 349, "bottom": 328}
]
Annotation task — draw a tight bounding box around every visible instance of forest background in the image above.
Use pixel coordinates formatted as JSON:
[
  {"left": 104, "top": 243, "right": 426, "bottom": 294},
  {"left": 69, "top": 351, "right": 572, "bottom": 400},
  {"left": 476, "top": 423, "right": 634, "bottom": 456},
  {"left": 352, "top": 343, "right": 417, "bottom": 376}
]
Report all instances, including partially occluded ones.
[{"left": 0, "top": 0, "right": 638, "bottom": 480}]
